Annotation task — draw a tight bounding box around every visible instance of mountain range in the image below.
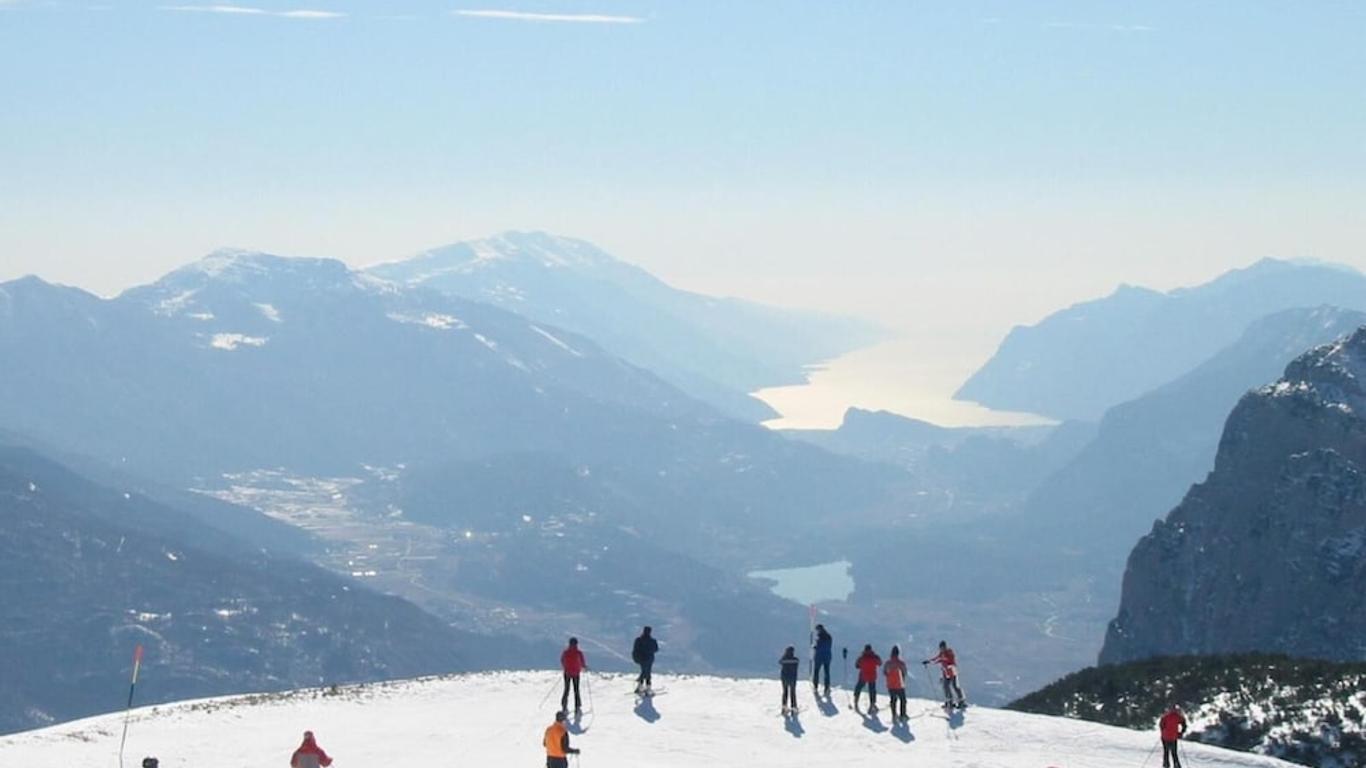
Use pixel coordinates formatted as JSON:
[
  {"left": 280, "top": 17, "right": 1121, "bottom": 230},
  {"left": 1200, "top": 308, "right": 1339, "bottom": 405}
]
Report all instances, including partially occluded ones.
[
  {"left": 0, "top": 244, "right": 903, "bottom": 728},
  {"left": 957, "top": 259, "right": 1366, "bottom": 421},
  {"left": 369, "top": 231, "right": 884, "bottom": 421},
  {"left": 1018, "top": 305, "right": 1366, "bottom": 589}
]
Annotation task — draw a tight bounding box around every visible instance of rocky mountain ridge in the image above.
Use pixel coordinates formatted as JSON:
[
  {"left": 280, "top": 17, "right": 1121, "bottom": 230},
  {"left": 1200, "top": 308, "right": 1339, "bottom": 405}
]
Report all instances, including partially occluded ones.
[{"left": 1102, "top": 327, "right": 1366, "bottom": 664}]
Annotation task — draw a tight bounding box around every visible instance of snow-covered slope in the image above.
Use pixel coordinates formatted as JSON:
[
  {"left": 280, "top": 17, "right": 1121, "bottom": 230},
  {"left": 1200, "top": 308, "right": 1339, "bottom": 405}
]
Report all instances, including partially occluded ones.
[{"left": 0, "top": 672, "right": 1295, "bottom": 768}]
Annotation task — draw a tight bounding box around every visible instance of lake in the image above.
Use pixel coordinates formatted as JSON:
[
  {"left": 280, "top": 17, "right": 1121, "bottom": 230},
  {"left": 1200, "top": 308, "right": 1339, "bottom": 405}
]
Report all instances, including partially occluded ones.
[{"left": 748, "top": 560, "right": 856, "bottom": 605}]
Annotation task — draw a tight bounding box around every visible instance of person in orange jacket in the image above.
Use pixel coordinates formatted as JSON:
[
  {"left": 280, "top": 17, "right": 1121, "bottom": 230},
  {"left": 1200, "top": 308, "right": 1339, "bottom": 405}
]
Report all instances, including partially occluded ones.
[
  {"left": 883, "top": 646, "right": 909, "bottom": 721},
  {"left": 289, "top": 730, "right": 333, "bottom": 768},
  {"left": 544, "top": 710, "right": 581, "bottom": 768},
  {"left": 560, "top": 637, "right": 588, "bottom": 714},
  {"left": 1159, "top": 704, "right": 1188, "bottom": 768},
  {"left": 853, "top": 644, "right": 882, "bottom": 712}
]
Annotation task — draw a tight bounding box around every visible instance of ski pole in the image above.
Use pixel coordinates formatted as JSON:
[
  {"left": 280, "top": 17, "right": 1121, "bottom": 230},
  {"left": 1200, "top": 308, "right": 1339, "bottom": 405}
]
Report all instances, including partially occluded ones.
[
  {"left": 117, "top": 644, "right": 144, "bottom": 768},
  {"left": 539, "top": 673, "right": 561, "bottom": 710},
  {"left": 585, "top": 670, "right": 594, "bottom": 712},
  {"left": 1140, "top": 741, "right": 1160, "bottom": 768}
]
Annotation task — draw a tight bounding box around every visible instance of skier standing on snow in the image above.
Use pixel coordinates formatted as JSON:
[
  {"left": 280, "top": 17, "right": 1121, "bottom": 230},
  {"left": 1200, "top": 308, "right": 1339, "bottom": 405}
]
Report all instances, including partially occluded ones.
[
  {"left": 560, "top": 637, "right": 587, "bottom": 714},
  {"left": 631, "top": 626, "right": 659, "bottom": 695},
  {"left": 779, "top": 646, "right": 801, "bottom": 714},
  {"left": 812, "top": 624, "right": 833, "bottom": 696},
  {"left": 289, "top": 730, "right": 333, "bottom": 768},
  {"left": 883, "top": 646, "right": 909, "bottom": 721},
  {"left": 923, "top": 640, "right": 966, "bottom": 709},
  {"left": 1159, "top": 704, "right": 1188, "bottom": 768},
  {"left": 853, "top": 644, "right": 882, "bottom": 711},
  {"left": 543, "top": 710, "right": 581, "bottom": 768}
]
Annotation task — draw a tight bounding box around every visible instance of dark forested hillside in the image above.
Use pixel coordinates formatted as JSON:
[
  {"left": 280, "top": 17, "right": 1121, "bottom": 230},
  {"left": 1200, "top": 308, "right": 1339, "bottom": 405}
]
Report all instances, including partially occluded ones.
[{"left": 1009, "top": 654, "right": 1366, "bottom": 767}]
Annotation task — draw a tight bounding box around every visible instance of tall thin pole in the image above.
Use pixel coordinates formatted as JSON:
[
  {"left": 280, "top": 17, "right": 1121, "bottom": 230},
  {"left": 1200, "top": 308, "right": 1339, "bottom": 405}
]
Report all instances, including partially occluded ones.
[
  {"left": 806, "top": 604, "right": 816, "bottom": 685},
  {"left": 117, "top": 644, "right": 144, "bottom": 768}
]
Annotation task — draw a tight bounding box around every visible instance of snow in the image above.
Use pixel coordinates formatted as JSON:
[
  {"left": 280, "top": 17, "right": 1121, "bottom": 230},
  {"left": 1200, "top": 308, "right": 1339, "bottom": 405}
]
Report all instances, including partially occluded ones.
[
  {"left": 254, "top": 303, "right": 282, "bottom": 323},
  {"left": 191, "top": 249, "right": 272, "bottom": 281},
  {"left": 208, "top": 333, "right": 268, "bottom": 351},
  {"left": 152, "top": 289, "right": 198, "bottom": 317},
  {"left": 385, "top": 311, "right": 468, "bottom": 331},
  {"left": 531, "top": 324, "right": 584, "bottom": 357},
  {"left": 0, "top": 672, "right": 1296, "bottom": 768}
]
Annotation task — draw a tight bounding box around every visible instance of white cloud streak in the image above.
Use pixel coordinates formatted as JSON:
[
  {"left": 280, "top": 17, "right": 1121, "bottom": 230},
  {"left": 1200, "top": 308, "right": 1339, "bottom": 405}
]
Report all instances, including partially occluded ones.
[
  {"left": 161, "top": 4, "right": 346, "bottom": 19},
  {"left": 452, "top": 9, "right": 644, "bottom": 24}
]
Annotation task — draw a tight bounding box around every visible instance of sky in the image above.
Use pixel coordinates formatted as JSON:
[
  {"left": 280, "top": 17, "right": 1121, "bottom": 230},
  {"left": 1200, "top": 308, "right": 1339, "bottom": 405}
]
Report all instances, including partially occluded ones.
[{"left": 3, "top": 1, "right": 1365, "bottom": 423}]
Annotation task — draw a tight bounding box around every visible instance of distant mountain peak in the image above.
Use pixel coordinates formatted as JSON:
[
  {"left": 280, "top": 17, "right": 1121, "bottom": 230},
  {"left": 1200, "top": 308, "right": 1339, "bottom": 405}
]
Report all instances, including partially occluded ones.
[
  {"left": 378, "top": 231, "right": 620, "bottom": 283},
  {"left": 178, "top": 249, "right": 350, "bottom": 283}
]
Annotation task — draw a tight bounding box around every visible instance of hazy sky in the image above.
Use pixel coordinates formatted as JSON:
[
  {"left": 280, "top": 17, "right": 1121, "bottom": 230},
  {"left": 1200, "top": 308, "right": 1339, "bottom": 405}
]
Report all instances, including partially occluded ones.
[{"left": 3, "top": 0, "right": 1365, "bottom": 416}]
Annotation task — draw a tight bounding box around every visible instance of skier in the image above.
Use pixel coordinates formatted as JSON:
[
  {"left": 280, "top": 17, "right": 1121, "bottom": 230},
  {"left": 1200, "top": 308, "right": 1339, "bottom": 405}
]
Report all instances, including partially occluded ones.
[
  {"left": 923, "top": 640, "right": 966, "bottom": 709},
  {"left": 853, "top": 644, "right": 882, "bottom": 711},
  {"left": 560, "top": 637, "right": 587, "bottom": 714},
  {"left": 290, "top": 730, "right": 333, "bottom": 768},
  {"left": 779, "top": 646, "right": 801, "bottom": 714},
  {"left": 1159, "top": 704, "right": 1188, "bottom": 768},
  {"left": 631, "top": 625, "right": 659, "bottom": 695},
  {"left": 883, "top": 645, "right": 909, "bottom": 721},
  {"left": 811, "top": 624, "right": 833, "bottom": 696},
  {"left": 543, "top": 710, "right": 581, "bottom": 768}
]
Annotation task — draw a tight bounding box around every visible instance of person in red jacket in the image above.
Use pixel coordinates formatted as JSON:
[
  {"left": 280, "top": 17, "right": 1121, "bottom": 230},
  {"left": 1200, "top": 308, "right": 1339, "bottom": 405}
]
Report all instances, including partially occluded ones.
[
  {"left": 923, "top": 640, "right": 966, "bottom": 709},
  {"left": 853, "top": 644, "right": 882, "bottom": 712},
  {"left": 1159, "top": 705, "right": 1188, "bottom": 768},
  {"left": 560, "top": 637, "right": 588, "bottom": 714},
  {"left": 289, "top": 730, "right": 332, "bottom": 768}
]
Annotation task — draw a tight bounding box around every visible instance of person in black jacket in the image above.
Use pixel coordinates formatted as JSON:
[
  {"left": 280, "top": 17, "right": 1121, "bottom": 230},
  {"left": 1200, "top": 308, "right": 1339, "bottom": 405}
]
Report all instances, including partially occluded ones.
[
  {"left": 631, "top": 626, "right": 659, "bottom": 695},
  {"left": 779, "top": 646, "right": 801, "bottom": 714}
]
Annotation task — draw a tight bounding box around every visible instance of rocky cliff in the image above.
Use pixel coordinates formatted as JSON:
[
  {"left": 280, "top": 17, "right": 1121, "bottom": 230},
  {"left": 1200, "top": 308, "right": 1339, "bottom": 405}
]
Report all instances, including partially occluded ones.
[{"left": 1101, "top": 327, "right": 1366, "bottom": 664}]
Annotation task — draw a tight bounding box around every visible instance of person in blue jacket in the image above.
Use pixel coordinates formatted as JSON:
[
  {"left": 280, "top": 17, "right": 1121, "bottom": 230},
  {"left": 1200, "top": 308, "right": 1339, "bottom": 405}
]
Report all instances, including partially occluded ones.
[{"left": 812, "top": 624, "right": 833, "bottom": 696}]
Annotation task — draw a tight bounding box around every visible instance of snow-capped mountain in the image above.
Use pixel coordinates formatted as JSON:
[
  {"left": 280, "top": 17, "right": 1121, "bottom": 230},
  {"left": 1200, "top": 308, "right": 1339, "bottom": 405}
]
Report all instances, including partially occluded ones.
[
  {"left": 0, "top": 249, "right": 710, "bottom": 481},
  {"left": 0, "top": 671, "right": 1296, "bottom": 768},
  {"left": 957, "top": 259, "right": 1366, "bottom": 421},
  {"left": 1103, "top": 325, "right": 1366, "bottom": 664},
  {"left": 368, "top": 231, "right": 885, "bottom": 421}
]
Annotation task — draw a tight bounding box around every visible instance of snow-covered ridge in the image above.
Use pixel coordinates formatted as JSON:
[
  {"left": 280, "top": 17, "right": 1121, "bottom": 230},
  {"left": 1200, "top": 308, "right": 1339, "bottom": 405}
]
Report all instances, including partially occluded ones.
[
  {"left": 0, "top": 672, "right": 1294, "bottom": 768},
  {"left": 1261, "top": 326, "right": 1366, "bottom": 414},
  {"left": 376, "top": 231, "right": 619, "bottom": 283}
]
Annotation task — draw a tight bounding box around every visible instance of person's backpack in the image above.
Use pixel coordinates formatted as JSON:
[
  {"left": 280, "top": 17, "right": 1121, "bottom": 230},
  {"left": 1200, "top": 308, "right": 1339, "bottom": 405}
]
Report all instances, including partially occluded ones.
[{"left": 142, "top": 759, "right": 159, "bottom": 768}]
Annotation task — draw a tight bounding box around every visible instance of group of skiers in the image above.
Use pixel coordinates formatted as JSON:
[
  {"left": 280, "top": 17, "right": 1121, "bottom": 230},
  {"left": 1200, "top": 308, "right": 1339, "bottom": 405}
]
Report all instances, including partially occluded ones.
[
  {"left": 800, "top": 625, "right": 968, "bottom": 718},
  {"left": 847, "top": 634, "right": 966, "bottom": 718},
  {"left": 539, "top": 624, "right": 973, "bottom": 764}
]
